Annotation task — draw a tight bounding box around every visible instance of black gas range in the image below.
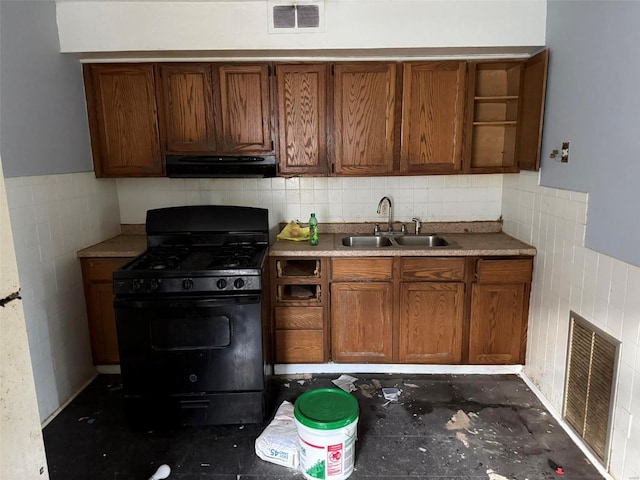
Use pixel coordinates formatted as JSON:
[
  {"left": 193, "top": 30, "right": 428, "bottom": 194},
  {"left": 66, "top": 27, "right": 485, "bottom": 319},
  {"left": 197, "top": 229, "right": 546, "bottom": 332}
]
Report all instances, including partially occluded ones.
[{"left": 113, "top": 205, "right": 272, "bottom": 428}]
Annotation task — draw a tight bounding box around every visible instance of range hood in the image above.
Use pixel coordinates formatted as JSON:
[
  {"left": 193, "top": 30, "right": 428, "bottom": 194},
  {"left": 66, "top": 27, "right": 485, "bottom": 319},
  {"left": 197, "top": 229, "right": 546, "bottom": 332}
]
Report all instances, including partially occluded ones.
[{"left": 166, "top": 155, "right": 277, "bottom": 178}]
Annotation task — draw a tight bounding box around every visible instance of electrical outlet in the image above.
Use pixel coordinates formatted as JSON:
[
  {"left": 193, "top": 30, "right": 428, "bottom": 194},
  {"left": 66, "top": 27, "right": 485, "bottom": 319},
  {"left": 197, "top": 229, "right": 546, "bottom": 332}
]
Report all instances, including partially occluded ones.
[{"left": 561, "top": 142, "right": 570, "bottom": 163}]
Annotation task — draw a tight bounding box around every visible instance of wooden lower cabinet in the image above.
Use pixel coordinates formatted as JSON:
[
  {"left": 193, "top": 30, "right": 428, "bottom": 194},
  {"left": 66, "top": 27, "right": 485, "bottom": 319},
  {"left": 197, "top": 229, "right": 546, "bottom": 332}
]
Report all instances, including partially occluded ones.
[
  {"left": 271, "top": 257, "right": 327, "bottom": 363},
  {"left": 331, "top": 282, "right": 393, "bottom": 363},
  {"left": 273, "top": 254, "right": 533, "bottom": 365},
  {"left": 330, "top": 257, "right": 394, "bottom": 363},
  {"left": 80, "top": 257, "right": 130, "bottom": 364},
  {"left": 468, "top": 258, "right": 533, "bottom": 364},
  {"left": 274, "top": 306, "right": 325, "bottom": 363},
  {"left": 399, "top": 282, "right": 464, "bottom": 363},
  {"left": 398, "top": 257, "right": 466, "bottom": 363}
]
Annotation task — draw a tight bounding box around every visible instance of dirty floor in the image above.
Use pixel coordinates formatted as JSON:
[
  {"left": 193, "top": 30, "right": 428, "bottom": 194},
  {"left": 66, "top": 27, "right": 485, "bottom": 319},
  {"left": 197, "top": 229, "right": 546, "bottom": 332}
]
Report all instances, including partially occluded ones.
[{"left": 43, "top": 374, "right": 605, "bottom": 480}]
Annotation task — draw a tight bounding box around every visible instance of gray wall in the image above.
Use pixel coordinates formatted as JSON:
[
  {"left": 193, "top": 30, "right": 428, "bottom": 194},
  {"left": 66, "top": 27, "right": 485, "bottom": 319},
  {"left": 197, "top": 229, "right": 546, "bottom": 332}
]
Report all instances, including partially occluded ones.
[
  {"left": 542, "top": 1, "right": 640, "bottom": 267},
  {"left": 0, "top": 1, "right": 93, "bottom": 178}
]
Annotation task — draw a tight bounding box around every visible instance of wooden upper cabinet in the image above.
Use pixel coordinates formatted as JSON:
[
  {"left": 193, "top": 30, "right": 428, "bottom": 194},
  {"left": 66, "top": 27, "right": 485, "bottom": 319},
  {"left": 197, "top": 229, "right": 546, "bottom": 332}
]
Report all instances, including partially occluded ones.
[
  {"left": 332, "top": 63, "right": 397, "bottom": 175},
  {"left": 515, "top": 49, "right": 549, "bottom": 171},
  {"left": 276, "top": 64, "right": 328, "bottom": 176},
  {"left": 83, "top": 64, "right": 163, "bottom": 177},
  {"left": 400, "top": 62, "right": 466, "bottom": 174},
  {"left": 464, "top": 49, "right": 548, "bottom": 173},
  {"left": 218, "top": 64, "right": 274, "bottom": 153},
  {"left": 157, "top": 64, "right": 217, "bottom": 153}
]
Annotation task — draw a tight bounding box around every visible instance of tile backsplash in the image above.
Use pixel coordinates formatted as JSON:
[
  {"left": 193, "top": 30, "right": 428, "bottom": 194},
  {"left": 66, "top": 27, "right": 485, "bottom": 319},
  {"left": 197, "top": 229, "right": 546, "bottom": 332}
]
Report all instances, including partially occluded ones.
[
  {"left": 116, "top": 174, "right": 504, "bottom": 228},
  {"left": 5, "top": 172, "right": 120, "bottom": 421}
]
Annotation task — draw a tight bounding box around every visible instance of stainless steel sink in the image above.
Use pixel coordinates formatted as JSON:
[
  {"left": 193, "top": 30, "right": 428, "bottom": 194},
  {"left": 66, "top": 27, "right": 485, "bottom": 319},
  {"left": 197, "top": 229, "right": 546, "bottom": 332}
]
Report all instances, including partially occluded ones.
[
  {"left": 393, "top": 235, "right": 449, "bottom": 247},
  {"left": 341, "top": 236, "right": 393, "bottom": 247}
]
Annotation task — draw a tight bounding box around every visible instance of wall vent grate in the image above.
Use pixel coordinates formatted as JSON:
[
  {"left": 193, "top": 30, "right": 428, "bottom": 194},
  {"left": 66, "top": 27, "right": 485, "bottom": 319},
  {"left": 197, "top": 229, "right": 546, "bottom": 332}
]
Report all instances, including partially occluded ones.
[
  {"left": 563, "top": 311, "right": 619, "bottom": 464},
  {"left": 268, "top": 1, "right": 324, "bottom": 33}
]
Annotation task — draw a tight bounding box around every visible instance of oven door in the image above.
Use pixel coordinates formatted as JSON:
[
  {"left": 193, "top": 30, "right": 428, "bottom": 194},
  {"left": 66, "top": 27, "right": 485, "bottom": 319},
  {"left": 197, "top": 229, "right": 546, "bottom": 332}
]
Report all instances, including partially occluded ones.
[{"left": 114, "top": 294, "right": 264, "bottom": 395}]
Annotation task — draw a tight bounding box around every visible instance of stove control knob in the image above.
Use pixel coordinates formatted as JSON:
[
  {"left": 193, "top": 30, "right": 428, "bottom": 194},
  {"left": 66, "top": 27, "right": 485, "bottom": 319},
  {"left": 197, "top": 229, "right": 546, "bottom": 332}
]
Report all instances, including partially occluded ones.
[
  {"left": 234, "top": 278, "right": 245, "bottom": 289},
  {"left": 149, "top": 279, "right": 160, "bottom": 292},
  {"left": 131, "top": 279, "right": 142, "bottom": 292},
  {"left": 216, "top": 279, "right": 227, "bottom": 290},
  {"left": 182, "top": 278, "right": 194, "bottom": 290}
]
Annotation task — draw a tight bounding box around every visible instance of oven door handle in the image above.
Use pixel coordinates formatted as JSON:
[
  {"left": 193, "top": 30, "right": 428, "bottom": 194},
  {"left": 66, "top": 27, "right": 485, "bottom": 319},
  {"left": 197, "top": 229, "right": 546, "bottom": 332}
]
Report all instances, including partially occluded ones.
[{"left": 114, "top": 294, "right": 261, "bottom": 309}]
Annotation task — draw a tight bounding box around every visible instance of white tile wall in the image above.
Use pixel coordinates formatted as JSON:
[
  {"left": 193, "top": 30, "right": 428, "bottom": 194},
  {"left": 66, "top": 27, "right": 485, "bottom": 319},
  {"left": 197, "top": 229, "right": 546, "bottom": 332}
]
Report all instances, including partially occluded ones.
[
  {"left": 5, "top": 172, "right": 121, "bottom": 422},
  {"left": 116, "top": 174, "right": 504, "bottom": 231},
  {"left": 503, "top": 171, "right": 640, "bottom": 480}
]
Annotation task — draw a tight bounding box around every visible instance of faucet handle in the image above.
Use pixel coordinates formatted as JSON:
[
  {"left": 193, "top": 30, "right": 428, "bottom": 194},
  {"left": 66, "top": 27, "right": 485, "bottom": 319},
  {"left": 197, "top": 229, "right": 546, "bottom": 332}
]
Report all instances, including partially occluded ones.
[
  {"left": 401, "top": 224, "right": 406, "bottom": 233},
  {"left": 374, "top": 224, "right": 380, "bottom": 235}
]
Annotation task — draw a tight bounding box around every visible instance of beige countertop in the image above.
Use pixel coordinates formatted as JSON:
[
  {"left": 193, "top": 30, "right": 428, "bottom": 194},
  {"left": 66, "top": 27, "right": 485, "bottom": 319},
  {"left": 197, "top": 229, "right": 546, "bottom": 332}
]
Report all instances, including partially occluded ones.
[
  {"left": 76, "top": 223, "right": 536, "bottom": 259},
  {"left": 269, "top": 232, "right": 536, "bottom": 257},
  {"left": 77, "top": 234, "right": 146, "bottom": 258}
]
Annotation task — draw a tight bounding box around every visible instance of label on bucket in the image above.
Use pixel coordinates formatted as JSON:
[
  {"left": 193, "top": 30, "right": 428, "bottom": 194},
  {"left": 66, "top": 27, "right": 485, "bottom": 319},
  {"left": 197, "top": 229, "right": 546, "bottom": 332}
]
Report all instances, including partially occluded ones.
[
  {"left": 327, "top": 444, "right": 343, "bottom": 476},
  {"left": 298, "top": 431, "right": 356, "bottom": 480}
]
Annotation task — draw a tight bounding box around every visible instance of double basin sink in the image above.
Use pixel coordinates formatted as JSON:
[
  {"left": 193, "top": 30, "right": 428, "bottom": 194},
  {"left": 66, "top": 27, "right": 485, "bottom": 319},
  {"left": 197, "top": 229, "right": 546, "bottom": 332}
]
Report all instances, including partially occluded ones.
[{"left": 341, "top": 234, "right": 452, "bottom": 248}]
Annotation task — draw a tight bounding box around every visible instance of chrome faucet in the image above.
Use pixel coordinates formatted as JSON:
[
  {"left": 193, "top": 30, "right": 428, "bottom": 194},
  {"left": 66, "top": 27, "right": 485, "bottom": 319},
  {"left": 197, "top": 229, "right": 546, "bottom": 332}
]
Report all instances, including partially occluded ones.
[
  {"left": 412, "top": 217, "right": 421, "bottom": 235},
  {"left": 377, "top": 196, "right": 393, "bottom": 234}
]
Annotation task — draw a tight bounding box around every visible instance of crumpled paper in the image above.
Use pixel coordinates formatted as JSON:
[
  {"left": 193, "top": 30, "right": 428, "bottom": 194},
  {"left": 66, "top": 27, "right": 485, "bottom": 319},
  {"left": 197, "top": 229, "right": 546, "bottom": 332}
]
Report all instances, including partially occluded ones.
[
  {"left": 332, "top": 374, "right": 358, "bottom": 392},
  {"left": 277, "top": 221, "right": 310, "bottom": 241}
]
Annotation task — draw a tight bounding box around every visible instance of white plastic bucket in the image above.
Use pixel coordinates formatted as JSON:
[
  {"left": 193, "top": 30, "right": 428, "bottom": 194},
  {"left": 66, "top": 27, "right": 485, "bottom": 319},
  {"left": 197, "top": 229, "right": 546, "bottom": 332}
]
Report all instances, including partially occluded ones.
[{"left": 294, "top": 388, "right": 359, "bottom": 480}]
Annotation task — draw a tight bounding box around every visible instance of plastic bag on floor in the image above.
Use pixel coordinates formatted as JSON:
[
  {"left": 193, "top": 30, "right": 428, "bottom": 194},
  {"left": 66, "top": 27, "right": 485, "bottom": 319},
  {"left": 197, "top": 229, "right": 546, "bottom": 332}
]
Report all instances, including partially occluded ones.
[{"left": 255, "top": 400, "right": 299, "bottom": 469}]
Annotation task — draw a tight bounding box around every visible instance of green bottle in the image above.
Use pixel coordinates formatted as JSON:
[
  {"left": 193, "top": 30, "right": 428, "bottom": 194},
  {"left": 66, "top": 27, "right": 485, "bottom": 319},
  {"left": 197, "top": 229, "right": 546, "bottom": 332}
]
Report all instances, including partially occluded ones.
[{"left": 309, "top": 213, "right": 319, "bottom": 246}]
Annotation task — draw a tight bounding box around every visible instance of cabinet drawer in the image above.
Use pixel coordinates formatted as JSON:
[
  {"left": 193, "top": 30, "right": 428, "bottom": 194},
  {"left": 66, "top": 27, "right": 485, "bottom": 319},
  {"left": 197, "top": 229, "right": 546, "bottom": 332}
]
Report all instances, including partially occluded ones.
[
  {"left": 276, "top": 284, "right": 322, "bottom": 303},
  {"left": 401, "top": 257, "right": 465, "bottom": 281},
  {"left": 275, "top": 258, "right": 321, "bottom": 278},
  {"left": 476, "top": 258, "right": 533, "bottom": 284},
  {"left": 275, "top": 307, "right": 323, "bottom": 330},
  {"left": 81, "top": 257, "right": 131, "bottom": 281},
  {"left": 275, "top": 330, "right": 324, "bottom": 363},
  {"left": 331, "top": 258, "right": 393, "bottom": 281}
]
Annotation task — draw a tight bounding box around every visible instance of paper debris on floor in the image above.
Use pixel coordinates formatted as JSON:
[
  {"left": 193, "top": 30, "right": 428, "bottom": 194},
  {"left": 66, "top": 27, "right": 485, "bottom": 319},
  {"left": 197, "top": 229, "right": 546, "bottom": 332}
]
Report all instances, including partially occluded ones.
[
  {"left": 382, "top": 388, "right": 400, "bottom": 402},
  {"left": 332, "top": 374, "right": 358, "bottom": 392},
  {"left": 359, "top": 383, "right": 377, "bottom": 398},
  {"left": 255, "top": 401, "right": 299, "bottom": 469},
  {"left": 446, "top": 409, "right": 471, "bottom": 430}
]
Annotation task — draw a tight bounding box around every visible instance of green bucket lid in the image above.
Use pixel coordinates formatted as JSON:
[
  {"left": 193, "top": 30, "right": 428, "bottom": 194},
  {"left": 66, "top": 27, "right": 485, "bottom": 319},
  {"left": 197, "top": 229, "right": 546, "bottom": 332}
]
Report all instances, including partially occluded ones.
[{"left": 294, "top": 388, "right": 359, "bottom": 430}]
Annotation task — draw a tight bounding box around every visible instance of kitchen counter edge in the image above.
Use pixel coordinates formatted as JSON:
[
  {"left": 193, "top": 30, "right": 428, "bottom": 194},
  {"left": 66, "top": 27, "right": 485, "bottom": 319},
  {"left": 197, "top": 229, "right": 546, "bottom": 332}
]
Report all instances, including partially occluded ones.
[
  {"left": 77, "top": 234, "right": 146, "bottom": 258},
  {"left": 269, "top": 232, "right": 536, "bottom": 257}
]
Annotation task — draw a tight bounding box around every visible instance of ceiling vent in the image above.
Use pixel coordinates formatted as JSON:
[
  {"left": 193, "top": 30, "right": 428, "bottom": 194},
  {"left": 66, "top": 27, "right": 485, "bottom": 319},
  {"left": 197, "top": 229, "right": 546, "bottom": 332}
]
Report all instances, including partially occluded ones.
[{"left": 268, "top": 1, "right": 324, "bottom": 33}]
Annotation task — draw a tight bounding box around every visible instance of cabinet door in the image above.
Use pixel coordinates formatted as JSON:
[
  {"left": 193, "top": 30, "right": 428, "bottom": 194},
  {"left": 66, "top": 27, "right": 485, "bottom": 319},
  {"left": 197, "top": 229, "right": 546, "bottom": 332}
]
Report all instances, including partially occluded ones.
[
  {"left": 81, "top": 257, "right": 130, "bottom": 364},
  {"left": 276, "top": 64, "right": 327, "bottom": 175},
  {"left": 218, "top": 64, "right": 273, "bottom": 153},
  {"left": 400, "top": 62, "right": 466, "bottom": 174},
  {"left": 399, "top": 282, "right": 464, "bottom": 363},
  {"left": 83, "top": 64, "right": 163, "bottom": 177},
  {"left": 331, "top": 282, "right": 393, "bottom": 363},
  {"left": 515, "top": 49, "right": 549, "bottom": 171},
  {"left": 158, "top": 64, "right": 217, "bottom": 152},
  {"left": 469, "top": 283, "right": 527, "bottom": 364},
  {"left": 332, "top": 63, "right": 397, "bottom": 175}
]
